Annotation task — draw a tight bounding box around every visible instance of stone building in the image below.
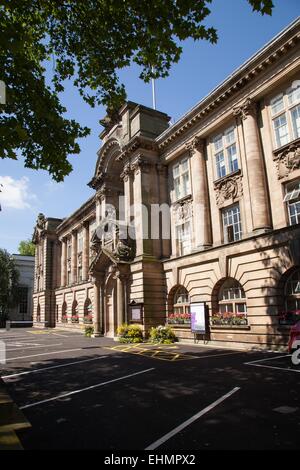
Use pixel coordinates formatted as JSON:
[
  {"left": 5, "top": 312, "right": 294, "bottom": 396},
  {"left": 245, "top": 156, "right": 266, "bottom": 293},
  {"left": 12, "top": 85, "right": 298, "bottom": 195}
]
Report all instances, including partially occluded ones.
[
  {"left": 32, "top": 18, "right": 300, "bottom": 349},
  {"left": 8, "top": 255, "right": 34, "bottom": 324}
]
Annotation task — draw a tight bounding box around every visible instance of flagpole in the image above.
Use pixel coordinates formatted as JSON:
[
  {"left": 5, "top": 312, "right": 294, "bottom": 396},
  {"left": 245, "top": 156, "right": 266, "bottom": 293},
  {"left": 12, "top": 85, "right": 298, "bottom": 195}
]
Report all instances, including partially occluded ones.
[{"left": 151, "top": 66, "right": 156, "bottom": 110}]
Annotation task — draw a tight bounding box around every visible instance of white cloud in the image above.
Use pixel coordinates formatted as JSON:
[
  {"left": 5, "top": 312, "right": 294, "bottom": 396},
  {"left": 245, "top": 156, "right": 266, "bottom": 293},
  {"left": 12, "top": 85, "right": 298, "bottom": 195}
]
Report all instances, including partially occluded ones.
[{"left": 0, "top": 176, "right": 37, "bottom": 210}]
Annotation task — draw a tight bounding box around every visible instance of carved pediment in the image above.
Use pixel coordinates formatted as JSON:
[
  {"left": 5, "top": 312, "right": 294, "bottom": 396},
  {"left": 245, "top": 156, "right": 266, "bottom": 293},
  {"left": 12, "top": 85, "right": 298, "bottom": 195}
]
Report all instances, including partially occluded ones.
[
  {"left": 214, "top": 172, "right": 243, "bottom": 207},
  {"left": 173, "top": 198, "right": 193, "bottom": 223},
  {"left": 273, "top": 139, "right": 300, "bottom": 179}
]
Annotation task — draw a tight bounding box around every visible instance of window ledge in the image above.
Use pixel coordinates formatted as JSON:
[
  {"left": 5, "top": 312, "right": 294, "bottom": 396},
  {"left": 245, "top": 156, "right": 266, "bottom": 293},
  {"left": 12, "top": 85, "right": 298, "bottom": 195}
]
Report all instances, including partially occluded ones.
[
  {"left": 210, "top": 325, "right": 250, "bottom": 330},
  {"left": 213, "top": 169, "right": 242, "bottom": 186},
  {"left": 273, "top": 137, "right": 300, "bottom": 158},
  {"left": 172, "top": 194, "right": 192, "bottom": 205}
]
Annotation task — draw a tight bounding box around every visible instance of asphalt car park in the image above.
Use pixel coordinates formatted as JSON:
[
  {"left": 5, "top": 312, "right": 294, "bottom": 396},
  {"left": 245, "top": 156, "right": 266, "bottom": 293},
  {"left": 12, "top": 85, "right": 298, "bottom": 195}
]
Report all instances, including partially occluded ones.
[{"left": 0, "top": 328, "right": 300, "bottom": 450}]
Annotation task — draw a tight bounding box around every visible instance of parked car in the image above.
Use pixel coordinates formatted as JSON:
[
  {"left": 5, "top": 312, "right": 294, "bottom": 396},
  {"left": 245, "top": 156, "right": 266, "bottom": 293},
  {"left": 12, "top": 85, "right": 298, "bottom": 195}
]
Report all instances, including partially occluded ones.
[{"left": 288, "top": 320, "right": 300, "bottom": 353}]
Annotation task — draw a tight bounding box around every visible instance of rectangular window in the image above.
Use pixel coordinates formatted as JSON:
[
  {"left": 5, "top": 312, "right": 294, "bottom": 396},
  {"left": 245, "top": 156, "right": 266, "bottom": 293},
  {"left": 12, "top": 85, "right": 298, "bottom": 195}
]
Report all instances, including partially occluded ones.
[
  {"left": 273, "top": 114, "right": 289, "bottom": 147},
  {"left": 67, "top": 271, "right": 71, "bottom": 285},
  {"left": 172, "top": 159, "right": 190, "bottom": 201},
  {"left": 222, "top": 204, "right": 242, "bottom": 243},
  {"left": 271, "top": 84, "right": 300, "bottom": 148},
  {"left": 78, "top": 267, "right": 82, "bottom": 282},
  {"left": 213, "top": 126, "right": 239, "bottom": 179},
  {"left": 284, "top": 181, "right": 300, "bottom": 226},
  {"left": 67, "top": 241, "right": 71, "bottom": 259},
  {"left": 176, "top": 221, "right": 192, "bottom": 256}
]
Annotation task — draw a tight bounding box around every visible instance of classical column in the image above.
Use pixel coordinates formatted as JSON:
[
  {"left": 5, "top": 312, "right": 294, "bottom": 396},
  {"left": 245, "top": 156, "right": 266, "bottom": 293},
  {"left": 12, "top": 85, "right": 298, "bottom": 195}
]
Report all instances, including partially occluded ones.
[
  {"left": 93, "top": 276, "right": 104, "bottom": 336},
  {"left": 60, "top": 238, "right": 67, "bottom": 287},
  {"left": 93, "top": 279, "right": 101, "bottom": 336},
  {"left": 71, "top": 230, "right": 77, "bottom": 285},
  {"left": 186, "top": 137, "right": 212, "bottom": 249},
  {"left": 82, "top": 221, "right": 89, "bottom": 281},
  {"left": 116, "top": 274, "right": 125, "bottom": 328},
  {"left": 234, "top": 98, "right": 271, "bottom": 231}
]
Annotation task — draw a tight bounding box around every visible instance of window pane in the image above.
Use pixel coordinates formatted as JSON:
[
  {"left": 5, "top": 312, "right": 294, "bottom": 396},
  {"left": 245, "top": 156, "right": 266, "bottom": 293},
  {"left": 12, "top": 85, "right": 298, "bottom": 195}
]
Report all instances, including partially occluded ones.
[
  {"left": 216, "top": 152, "right": 226, "bottom": 178},
  {"left": 225, "top": 128, "right": 235, "bottom": 145},
  {"left": 288, "top": 201, "right": 300, "bottom": 226},
  {"left": 273, "top": 113, "right": 289, "bottom": 147},
  {"left": 288, "top": 86, "right": 300, "bottom": 106},
  {"left": 270, "top": 94, "right": 284, "bottom": 115},
  {"left": 236, "top": 303, "right": 247, "bottom": 314},
  {"left": 228, "top": 144, "right": 239, "bottom": 173},
  {"left": 214, "top": 135, "right": 223, "bottom": 152},
  {"left": 291, "top": 105, "right": 300, "bottom": 139}
]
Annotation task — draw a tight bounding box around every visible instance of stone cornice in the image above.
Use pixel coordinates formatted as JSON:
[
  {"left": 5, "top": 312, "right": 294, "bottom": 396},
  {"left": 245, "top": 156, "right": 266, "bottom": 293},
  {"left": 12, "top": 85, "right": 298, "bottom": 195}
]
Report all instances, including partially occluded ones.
[
  {"left": 56, "top": 196, "right": 96, "bottom": 234},
  {"left": 157, "top": 21, "right": 300, "bottom": 150},
  {"left": 117, "top": 136, "right": 158, "bottom": 161}
]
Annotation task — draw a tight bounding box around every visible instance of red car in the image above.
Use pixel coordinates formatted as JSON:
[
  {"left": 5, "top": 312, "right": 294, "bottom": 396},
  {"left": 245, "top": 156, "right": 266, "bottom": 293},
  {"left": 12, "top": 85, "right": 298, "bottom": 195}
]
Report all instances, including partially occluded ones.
[{"left": 288, "top": 320, "right": 300, "bottom": 353}]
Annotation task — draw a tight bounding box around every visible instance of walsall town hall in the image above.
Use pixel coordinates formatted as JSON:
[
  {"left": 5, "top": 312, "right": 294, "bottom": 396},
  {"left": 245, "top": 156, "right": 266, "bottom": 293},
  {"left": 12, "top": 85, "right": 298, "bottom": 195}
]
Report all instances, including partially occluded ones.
[{"left": 32, "top": 19, "right": 300, "bottom": 350}]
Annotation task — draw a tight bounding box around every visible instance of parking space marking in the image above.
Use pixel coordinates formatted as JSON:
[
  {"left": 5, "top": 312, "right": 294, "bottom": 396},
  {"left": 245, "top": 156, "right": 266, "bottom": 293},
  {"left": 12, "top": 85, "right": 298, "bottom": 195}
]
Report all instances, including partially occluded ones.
[
  {"left": 6, "top": 343, "right": 62, "bottom": 352},
  {"left": 4, "top": 348, "right": 82, "bottom": 362},
  {"left": 145, "top": 386, "right": 241, "bottom": 450},
  {"left": 20, "top": 367, "right": 155, "bottom": 410},
  {"left": 105, "top": 345, "right": 199, "bottom": 361},
  {"left": 2, "top": 355, "right": 109, "bottom": 379},
  {"left": 245, "top": 354, "right": 291, "bottom": 365},
  {"left": 245, "top": 362, "right": 300, "bottom": 373}
]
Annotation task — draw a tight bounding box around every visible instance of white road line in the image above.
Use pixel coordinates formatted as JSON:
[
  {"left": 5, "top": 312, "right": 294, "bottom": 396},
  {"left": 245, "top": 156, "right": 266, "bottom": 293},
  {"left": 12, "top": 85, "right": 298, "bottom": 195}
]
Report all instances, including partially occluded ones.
[
  {"left": 245, "top": 363, "right": 300, "bottom": 373},
  {"left": 6, "top": 343, "right": 62, "bottom": 352},
  {"left": 194, "top": 351, "right": 245, "bottom": 360},
  {"left": 2, "top": 355, "right": 109, "bottom": 379},
  {"left": 3, "top": 348, "right": 82, "bottom": 362},
  {"left": 244, "top": 354, "right": 291, "bottom": 365},
  {"left": 51, "top": 333, "right": 70, "bottom": 337},
  {"left": 145, "top": 386, "right": 241, "bottom": 450},
  {"left": 20, "top": 367, "right": 155, "bottom": 409}
]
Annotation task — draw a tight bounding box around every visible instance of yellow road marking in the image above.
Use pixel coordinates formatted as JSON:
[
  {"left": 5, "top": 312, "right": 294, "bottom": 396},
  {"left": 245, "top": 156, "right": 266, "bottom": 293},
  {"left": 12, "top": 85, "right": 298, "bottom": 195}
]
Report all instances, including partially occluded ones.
[{"left": 105, "top": 345, "right": 197, "bottom": 362}]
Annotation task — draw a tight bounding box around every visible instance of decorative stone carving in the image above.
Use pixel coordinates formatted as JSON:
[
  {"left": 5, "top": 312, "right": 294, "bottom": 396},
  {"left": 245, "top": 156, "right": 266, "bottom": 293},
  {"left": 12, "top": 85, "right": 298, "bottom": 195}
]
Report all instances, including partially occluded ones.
[
  {"left": 214, "top": 173, "right": 243, "bottom": 207},
  {"left": 233, "top": 97, "right": 256, "bottom": 120},
  {"left": 120, "top": 163, "right": 131, "bottom": 182},
  {"left": 173, "top": 198, "right": 193, "bottom": 223},
  {"left": 113, "top": 228, "right": 135, "bottom": 262},
  {"left": 36, "top": 213, "right": 46, "bottom": 230},
  {"left": 130, "top": 155, "right": 151, "bottom": 175},
  {"left": 185, "top": 136, "right": 205, "bottom": 155},
  {"left": 273, "top": 140, "right": 300, "bottom": 179}
]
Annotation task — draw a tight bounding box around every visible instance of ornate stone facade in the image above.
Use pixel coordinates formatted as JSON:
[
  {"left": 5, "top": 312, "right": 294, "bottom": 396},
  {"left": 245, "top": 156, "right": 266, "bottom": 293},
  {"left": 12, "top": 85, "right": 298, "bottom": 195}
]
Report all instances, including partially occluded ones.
[{"left": 32, "top": 19, "right": 300, "bottom": 350}]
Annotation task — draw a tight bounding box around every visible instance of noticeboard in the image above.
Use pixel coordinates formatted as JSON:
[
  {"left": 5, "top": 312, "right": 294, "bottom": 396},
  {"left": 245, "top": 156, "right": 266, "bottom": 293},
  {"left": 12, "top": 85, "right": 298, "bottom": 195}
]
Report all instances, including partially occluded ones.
[{"left": 190, "top": 302, "right": 206, "bottom": 334}]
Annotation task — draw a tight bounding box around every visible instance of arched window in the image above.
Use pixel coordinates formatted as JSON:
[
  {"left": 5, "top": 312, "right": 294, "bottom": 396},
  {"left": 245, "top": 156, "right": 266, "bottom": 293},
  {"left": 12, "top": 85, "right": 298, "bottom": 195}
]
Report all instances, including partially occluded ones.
[
  {"left": 285, "top": 269, "right": 300, "bottom": 311},
  {"left": 71, "top": 300, "right": 79, "bottom": 323},
  {"left": 173, "top": 286, "right": 190, "bottom": 315},
  {"left": 84, "top": 299, "right": 93, "bottom": 324},
  {"left": 212, "top": 278, "right": 247, "bottom": 326},
  {"left": 62, "top": 301, "right": 67, "bottom": 323}
]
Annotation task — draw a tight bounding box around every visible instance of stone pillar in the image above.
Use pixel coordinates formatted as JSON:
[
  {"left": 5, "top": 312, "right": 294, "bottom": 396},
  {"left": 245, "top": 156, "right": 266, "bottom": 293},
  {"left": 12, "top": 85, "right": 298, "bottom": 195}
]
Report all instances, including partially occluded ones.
[
  {"left": 234, "top": 98, "right": 271, "bottom": 231},
  {"left": 82, "top": 221, "right": 89, "bottom": 281},
  {"left": 157, "top": 164, "right": 171, "bottom": 258},
  {"left": 71, "top": 230, "right": 77, "bottom": 285},
  {"left": 93, "top": 279, "right": 101, "bottom": 336},
  {"left": 186, "top": 137, "right": 212, "bottom": 248},
  {"left": 131, "top": 156, "right": 152, "bottom": 257},
  {"left": 93, "top": 276, "right": 104, "bottom": 336},
  {"left": 61, "top": 238, "right": 67, "bottom": 287},
  {"left": 116, "top": 274, "right": 125, "bottom": 328}
]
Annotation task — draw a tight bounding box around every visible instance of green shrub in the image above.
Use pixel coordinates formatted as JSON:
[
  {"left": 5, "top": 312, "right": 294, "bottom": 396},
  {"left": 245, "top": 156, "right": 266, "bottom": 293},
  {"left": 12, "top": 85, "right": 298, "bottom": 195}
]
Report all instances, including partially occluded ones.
[
  {"left": 84, "top": 325, "right": 94, "bottom": 337},
  {"left": 149, "top": 325, "right": 177, "bottom": 344},
  {"left": 116, "top": 323, "right": 143, "bottom": 343}
]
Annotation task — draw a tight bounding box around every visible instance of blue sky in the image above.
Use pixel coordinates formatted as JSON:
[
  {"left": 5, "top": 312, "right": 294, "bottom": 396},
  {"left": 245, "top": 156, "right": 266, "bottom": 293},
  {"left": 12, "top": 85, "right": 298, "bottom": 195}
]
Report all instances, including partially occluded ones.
[{"left": 0, "top": 0, "right": 299, "bottom": 254}]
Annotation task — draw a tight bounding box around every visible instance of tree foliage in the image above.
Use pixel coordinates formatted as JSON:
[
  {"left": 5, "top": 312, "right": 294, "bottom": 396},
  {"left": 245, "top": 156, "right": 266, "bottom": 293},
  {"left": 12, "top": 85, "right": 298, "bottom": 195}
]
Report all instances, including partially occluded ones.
[
  {"left": 0, "top": 1, "right": 274, "bottom": 181},
  {"left": 0, "top": 249, "right": 20, "bottom": 323},
  {"left": 18, "top": 239, "right": 35, "bottom": 256}
]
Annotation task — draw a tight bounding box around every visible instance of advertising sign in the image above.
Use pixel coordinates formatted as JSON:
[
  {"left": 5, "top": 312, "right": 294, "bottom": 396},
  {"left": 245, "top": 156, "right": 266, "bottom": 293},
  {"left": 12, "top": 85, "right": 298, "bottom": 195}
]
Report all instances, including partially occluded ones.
[{"left": 190, "top": 302, "right": 206, "bottom": 334}]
